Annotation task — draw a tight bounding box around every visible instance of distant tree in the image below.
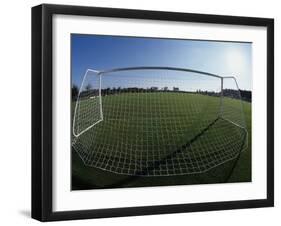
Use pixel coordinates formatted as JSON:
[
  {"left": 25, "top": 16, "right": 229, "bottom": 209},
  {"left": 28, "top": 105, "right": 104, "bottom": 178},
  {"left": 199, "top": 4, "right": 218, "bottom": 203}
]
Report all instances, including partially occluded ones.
[
  {"left": 85, "top": 83, "right": 92, "bottom": 91},
  {"left": 72, "top": 85, "right": 79, "bottom": 100},
  {"left": 105, "top": 87, "right": 111, "bottom": 95},
  {"left": 151, "top": 86, "right": 158, "bottom": 92}
]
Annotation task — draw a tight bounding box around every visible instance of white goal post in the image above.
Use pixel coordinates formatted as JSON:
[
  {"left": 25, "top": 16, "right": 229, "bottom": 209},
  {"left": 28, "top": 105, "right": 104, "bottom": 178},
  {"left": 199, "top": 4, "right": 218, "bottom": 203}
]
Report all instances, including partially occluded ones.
[
  {"left": 72, "top": 67, "right": 248, "bottom": 176},
  {"left": 72, "top": 69, "right": 103, "bottom": 138}
]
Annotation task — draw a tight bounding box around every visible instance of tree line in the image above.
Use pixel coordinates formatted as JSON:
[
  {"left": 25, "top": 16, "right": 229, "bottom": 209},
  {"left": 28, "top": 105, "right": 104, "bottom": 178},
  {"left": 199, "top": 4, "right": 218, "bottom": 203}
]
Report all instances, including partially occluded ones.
[{"left": 72, "top": 85, "right": 252, "bottom": 102}]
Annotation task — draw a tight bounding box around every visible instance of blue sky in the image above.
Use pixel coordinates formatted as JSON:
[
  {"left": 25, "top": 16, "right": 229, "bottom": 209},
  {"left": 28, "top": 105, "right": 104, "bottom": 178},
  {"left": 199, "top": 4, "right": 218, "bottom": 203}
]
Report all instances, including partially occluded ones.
[{"left": 71, "top": 34, "right": 252, "bottom": 91}]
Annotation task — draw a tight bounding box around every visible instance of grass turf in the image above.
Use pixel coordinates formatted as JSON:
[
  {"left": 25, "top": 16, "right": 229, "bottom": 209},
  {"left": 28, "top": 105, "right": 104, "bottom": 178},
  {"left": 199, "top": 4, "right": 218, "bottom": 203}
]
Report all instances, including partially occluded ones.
[{"left": 71, "top": 92, "right": 251, "bottom": 190}]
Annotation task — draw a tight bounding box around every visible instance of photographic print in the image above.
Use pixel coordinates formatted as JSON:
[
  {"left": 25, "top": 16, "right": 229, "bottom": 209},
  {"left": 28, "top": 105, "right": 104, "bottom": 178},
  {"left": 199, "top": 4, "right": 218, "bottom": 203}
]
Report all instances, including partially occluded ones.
[
  {"left": 71, "top": 34, "right": 252, "bottom": 190},
  {"left": 32, "top": 4, "right": 273, "bottom": 221}
]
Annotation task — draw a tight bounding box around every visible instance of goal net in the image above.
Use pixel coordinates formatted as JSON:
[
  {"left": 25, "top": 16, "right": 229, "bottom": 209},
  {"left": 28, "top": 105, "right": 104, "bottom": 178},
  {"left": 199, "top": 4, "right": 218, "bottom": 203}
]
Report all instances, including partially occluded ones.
[{"left": 72, "top": 67, "right": 247, "bottom": 176}]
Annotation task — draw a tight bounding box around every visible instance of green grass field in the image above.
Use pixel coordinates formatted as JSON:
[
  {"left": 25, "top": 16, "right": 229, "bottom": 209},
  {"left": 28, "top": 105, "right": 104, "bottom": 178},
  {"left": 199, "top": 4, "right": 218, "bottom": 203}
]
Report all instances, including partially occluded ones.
[{"left": 71, "top": 92, "right": 251, "bottom": 190}]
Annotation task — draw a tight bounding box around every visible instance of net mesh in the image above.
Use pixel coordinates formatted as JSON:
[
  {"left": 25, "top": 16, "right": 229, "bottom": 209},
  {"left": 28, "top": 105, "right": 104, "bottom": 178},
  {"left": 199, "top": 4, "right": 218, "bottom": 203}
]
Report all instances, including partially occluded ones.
[{"left": 72, "top": 68, "right": 247, "bottom": 176}]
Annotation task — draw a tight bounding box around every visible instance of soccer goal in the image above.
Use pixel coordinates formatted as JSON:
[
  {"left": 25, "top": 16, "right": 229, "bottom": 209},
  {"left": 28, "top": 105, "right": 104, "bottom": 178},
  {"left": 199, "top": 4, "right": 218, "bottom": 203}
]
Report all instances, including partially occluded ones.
[{"left": 72, "top": 67, "right": 248, "bottom": 176}]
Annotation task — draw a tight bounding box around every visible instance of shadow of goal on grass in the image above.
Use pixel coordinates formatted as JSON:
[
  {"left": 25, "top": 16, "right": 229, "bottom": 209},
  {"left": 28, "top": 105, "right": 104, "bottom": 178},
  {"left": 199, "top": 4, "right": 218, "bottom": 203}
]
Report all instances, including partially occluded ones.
[{"left": 73, "top": 115, "right": 247, "bottom": 180}]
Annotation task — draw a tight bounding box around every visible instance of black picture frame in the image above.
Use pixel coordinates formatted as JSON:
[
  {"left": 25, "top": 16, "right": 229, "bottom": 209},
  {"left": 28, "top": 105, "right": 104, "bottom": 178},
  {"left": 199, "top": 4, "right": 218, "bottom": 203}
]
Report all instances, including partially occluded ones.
[{"left": 32, "top": 4, "right": 274, "bottom": 222}]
